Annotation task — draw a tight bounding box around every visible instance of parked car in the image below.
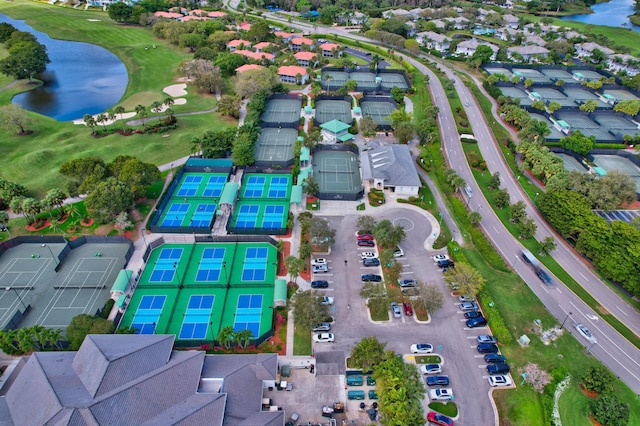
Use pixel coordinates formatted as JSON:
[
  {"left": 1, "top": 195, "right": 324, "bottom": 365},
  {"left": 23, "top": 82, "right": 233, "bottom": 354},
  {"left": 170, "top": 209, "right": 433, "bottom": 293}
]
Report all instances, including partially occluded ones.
[
  {"left": 477, "top": 335, "right": 497, "bottom": 344},
  {"left": 360, "top": 252, "right": 377, "bottom": 259},
  {"left": 399, "top": 279, "right": 417, "bottom": 288},
  {"left": 312, "top": 264, "right": 328, "bottom": 273},
  {"left": 363, "top": 258, "right": 380, "bottom": 267},
  {"left": 312, "top": 333, "right": 334, "bottom": 343},
  {"left": 419, "top": 364, "right": 442, "bottom": 375},
  {"left": 427, "top": 411, "right": 455, "bottom": 426},
  {"left": 488, "top": 375, "right": 513, "bottom": 387},
  {"left": 487, "top": 363, "right": 510, "bottom": 375},
  {"left": 432, "top": 254, "right": 450, "bottom": 263},
  {"left": 476, "top": 343, "right": 499, "bottom": 354},
  {"left": 437, "top": 259, "right": 455, "bottom": 269},
  {"left": 393, "top": 247, "right": 404, "bottom": 257},
  {"left": 410, "top": 343, "right": 433, "bottom": 354},
  {"left": 357, "top": 233, "right": 374, "bottom": 241},
  {"left": 425, "top": 375, "right": 450, "bottom": 387},
  {"left": 403, "top": 302, "right": 413, "bottom": 316},
  {"left": 464, "top": 311, "right": 483, "bottom": 319},
  {"left": 311, "top": 258, "right": 327, "bottom": 266},
  {"left": 391, "top": 302, "right": 402, "bottom": 318},
  {"left": 357, "top": 240, "right": 375, "bottom": 247},
  {"left": 320, "top": 296, "right": 334, "bottom": 305},
  {"left": 574, "top": 323, "right": 597, "bottom": 343},
  {"left": 361, "top": 274, "right": 382, "bottom": 282},
  {"left": 312, "top": 323, "right": 331, "bottom": 332},
  {"left": 466, "top": 317, "right": 487, "bottom": 328},
  {"left": 428, "top": 388, "right": 453, "bottom": 401},
  {"left": 484, "top": 354, "right": 506, "bottom": 364},
  {"left": 457, "top": 295, "right": 475, "bottom": 303},
  {"left": 459, "top": 302, "right": 479, "bottom": 312},
  {"left": 311, "top": 280, "right": 329, "bottom": 289}
]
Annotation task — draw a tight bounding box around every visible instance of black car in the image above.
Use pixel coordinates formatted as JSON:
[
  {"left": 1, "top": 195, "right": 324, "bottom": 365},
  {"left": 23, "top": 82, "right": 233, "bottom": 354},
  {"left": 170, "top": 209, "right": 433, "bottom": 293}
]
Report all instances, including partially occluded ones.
[
  {"left": 363, "top": 258, "right": 381, "bottom": 267},
  {"left": 535, "top": 267, "right": 553, "bottom": 285},
  {"left": 484, "top": 354, "right": 506, "bottom": 364},
  {"left": 357, "top": 240, "right": 375, "bottom": 247},
  {"left": 361, "top": 274, "right": 382, "bottom": 282},
  {"left": 311, "top": 280, "right": 329, "bottom": 289},
  {"left": 466, "top": 317, "right": 487, "bottom": 328},
  {"left": 476, "top": 343, "right": 499, "bottom": 354},
  {"left": 437, "top": 259, "right": 455, "bottom": 269},
  {"left": 487, "top": 363, "right": 510, "bottom": 375},
  {"left": 426, "top": 375, "right": 450, "bottom": 387},
  {"left": 464, "top": 311, "right": 482, "bottom": 319}
]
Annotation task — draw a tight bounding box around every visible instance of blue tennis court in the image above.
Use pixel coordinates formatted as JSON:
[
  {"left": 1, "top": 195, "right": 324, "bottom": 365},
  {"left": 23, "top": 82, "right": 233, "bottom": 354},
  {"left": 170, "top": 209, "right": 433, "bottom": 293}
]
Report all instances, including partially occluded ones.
[
  {"left": 263, "top": 205, "right": 285, "bottom": 229},
  {"left": 177, "top": 175, "right": 203, "bottom": 197},
  {"left": 244, "top": 176, "right": 266, "bottom": 198},
  {"left": 242, "top": 247, "right": 267, "bottom": 281},
  {"left": 196, "top": 247, "right": 226, "bottom": 282},
  {"left": 162, "top": 203, "right": 189, "bottom": 227},
  {"left": 203, "top": 176, "right": 226, "bottom": 197},
  {"left": 268, "top": 176, "right": 289, "bottom": 198},
  {"left": 236, "top": 204, "right": 259, "bottom": 229},
  {"left": 233, "top": 294, "right": 263, "bottom": 336},
  {"left": 131, "top": 295, "right": 166, "bottom": 334},
  {"left": 179, "top": 295, "right": 214, "bottom": 339},
  {"left": 191, "top": 203, "right": 217, "bottom": 228},
  {"left": 150, "top": 248, "right": 183, "bottom": 282}
]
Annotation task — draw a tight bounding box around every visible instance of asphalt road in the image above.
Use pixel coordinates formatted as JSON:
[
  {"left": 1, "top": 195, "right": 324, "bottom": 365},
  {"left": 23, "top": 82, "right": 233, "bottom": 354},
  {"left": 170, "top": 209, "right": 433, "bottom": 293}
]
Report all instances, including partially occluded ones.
[{"left": 310, "top": 210, "right": 495, "bottom": 425}]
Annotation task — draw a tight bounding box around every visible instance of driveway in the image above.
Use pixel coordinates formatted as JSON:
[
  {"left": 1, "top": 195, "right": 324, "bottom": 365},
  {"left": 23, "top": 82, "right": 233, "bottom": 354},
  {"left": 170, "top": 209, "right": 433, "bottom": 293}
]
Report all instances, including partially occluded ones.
[{"left": 309, "top": 209, "right": 495, "bottom": 425}]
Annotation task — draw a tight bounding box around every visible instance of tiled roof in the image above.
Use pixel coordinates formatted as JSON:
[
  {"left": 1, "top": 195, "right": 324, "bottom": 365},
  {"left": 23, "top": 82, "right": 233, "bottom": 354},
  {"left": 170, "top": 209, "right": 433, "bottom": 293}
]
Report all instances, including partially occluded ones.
[
  {"left": 290, "top": 37, "right": 314, "bottom": 46},
  {"left": 236, "top": 64, "right": 265, "bottom": 73},
  {"left": 278, "top": 65, "right": 308, "bottom": 76},
  {"left": 295, "top": 51, "right": 316, "bottom": 60},
  {"left": 228, "top": 40, "right": 252, "bottom": 48},
  {"left": 321, "top": 43, "right": 339, "bottom": 51}
]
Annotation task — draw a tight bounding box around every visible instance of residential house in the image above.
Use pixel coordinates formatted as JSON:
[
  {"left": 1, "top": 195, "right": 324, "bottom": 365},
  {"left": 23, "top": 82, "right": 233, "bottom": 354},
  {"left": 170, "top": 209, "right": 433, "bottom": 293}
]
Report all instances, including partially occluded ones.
[
  {"left": 429, "top": 19, "right": 447, "bottom": 30},
  {"left": 409, "top": 8, "right": 424, "bottom": 19},
  {"left": 448, "top": 16, "right": 470, "bottom": 30},
  {"left": 234, "top": 50, "right": 275, "bottom": 62},
  {"left": 575, "top": 42, "right": 615, "bottom": 59},
  {"left": 361, "top": 144, "right": 421, "bottom": 196},
  {"left": 278, "top": 65, "right": 309, "bottom": 84},
  {"left": 274, "top": 31, "right": 298, "bottom": 42},
  {"left": 524, "top": 23, "right": 559, "bottom": 35},
  {"left": 290, "top": 37, "right": 314, "bottom": 51},
  {"left": 495, "top": 27, "right": 520, "bottom": 42},
  {"left": 227, "top": 39, "right": 252, "bottom": 52},
  {"left": 254, "top": 42, "right": 275, "bottom": 53},
  {"left": 236, "top": 64, "right": 265, "bottom": 74},
  {"left": 321, "top": 43, "right": 341, "bottom": 57},
  {"left": 507, "top": 45, "right": 550, "bottom": 62},
  {"left": 608, "top": 54, "right": 640, "bottom": 76},
  {"left": 337, "top": 11, "right": 367, "bottom": 25},
  {"left": 406, "top": 21, "right": 418, "bottom": 38},
  {"left": 207, "top": 11, "right": 227, "bottom": 18},
  {"left": 0, "top": 334, "right": 283, "bottom": 426},
  {"left": 181, "top": 15, "right": 208, "bottom": 21},
  {"left": 237, "top": 21, "right": 252, "bottom": 32},
  {"left": 455, "top": 38, "right": 499, "bottom": 59},
  {"left": 153, "top": 11, "right": 183, "bottom": 20},
  {"left": 295, "top": 51, "right": 318, "bottom": 67},
  {"left": 525, "top": 34, "right": 547, "bottom": 46},
  {"left": 502, "top": 13, "right": 520, "bottom": 29},
  {"left": 383, "top": 9, "right": 412, "bottom": 19},
  {"left": 416, "top": 31, "right": 452, "bottom": 53}
]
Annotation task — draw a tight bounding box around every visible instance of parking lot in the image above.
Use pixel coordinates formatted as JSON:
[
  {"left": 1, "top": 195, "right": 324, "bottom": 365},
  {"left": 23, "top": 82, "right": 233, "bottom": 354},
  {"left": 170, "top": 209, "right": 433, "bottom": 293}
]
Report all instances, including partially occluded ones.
[{"left": 306, "top": 208, "right": 499, "bottom": 425}]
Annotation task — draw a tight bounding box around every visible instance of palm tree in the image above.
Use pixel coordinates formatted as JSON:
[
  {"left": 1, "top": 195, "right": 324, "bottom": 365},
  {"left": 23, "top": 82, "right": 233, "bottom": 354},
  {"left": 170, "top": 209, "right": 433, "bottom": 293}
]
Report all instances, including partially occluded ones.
[
  {"left": 370, "top": 53, "right": 381, "bottom": 72},
  {"left": 163, "top": 97, "right": 175, "bottom": 121},
  {"left": 235, "top": 329, "right": 254, "bottom": 348},
  {"left": 114, "top": 105, "right": 126, "bottom": 131},
  {"left": 165, "top": 108, "right": 175, "bottom": 123},
  {"left": 150, "top": 101, "right": 163, "bottom": 124},
  {"left": 96, "top": 113, "right": 108, "bottom": 131},
  {"left": 135, "top": 104, "right": 148, "bottom": 130},
  {"left": 83, "top": 114, "right": 97, "bottom": 135},
  {"left": 107, "top": 111, "right": 116, "bottom": 128},
  {"left": 217, "top": 326, "right": 235, "bottom": 349}
]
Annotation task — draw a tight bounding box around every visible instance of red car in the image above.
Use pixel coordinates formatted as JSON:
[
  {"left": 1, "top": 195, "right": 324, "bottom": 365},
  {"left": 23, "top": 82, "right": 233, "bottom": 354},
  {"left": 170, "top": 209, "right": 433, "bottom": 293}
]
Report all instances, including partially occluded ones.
[
  {"left": 427, "top": 411, "right": 454, "bottom": 426},
  {"left": 403, "top": 302, "right": 413, "bottom": 316},
  {"left": 357, "top": 240, "right": 375, "bottom": 247},
  {"left": 356, "top": 233, "right": 374, "bottom": 241}
]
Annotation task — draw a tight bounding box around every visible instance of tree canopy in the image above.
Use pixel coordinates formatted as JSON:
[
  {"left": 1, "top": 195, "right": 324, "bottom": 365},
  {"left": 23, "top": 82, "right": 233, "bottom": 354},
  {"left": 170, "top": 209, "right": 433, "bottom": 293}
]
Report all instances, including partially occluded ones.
[{"left": 0, "top": 31, "right": 50, "bottom": 80}]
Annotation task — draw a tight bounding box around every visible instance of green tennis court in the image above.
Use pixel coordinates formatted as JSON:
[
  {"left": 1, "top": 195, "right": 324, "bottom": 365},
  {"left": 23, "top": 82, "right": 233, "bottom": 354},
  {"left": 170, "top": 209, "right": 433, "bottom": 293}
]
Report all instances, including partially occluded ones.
[
  {"left": 254, "top": 128, "right": 297, "bottom": 163},
  {"left": 260, "top": 98, "right": 302, "bottom": 125},
  {"left": 379, "top": 73, "right": 409, "bottom": 90},
  {"left": 315, "top": 99, "right": 353, "bottom": 125},
  {"left": 349, "top": 71, "right": 377, "bottom": 92},
  {"left": 361, "top": 100, "right": 396, "bottom": 127},
  {"left": 312, "top": 150, "right": 362, "bottom": 195},
  {"left": 120, "top": 242, "right": 277, "bottom": 341},
  {"left": 321, "top": 70, "right": 349, "bottom": 90}
]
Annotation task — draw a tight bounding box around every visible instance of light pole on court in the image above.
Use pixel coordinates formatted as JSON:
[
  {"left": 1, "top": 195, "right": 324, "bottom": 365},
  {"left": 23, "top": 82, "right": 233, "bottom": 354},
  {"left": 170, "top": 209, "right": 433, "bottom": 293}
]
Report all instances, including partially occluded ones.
[
  {"left": 5, "top": 287, "right": 27, "bottom": 311},
  {"left": 41, "top": 243, "right": 59, "bottom": 266}
]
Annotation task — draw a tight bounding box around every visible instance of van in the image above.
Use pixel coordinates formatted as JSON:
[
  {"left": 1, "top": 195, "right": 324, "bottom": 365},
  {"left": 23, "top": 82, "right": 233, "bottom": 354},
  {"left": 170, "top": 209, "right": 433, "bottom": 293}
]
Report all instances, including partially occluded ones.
[
  {"left": 464, "top": 185, "right": 473, "bottom": 197},
  {"left": 521, "top": 248, "right": 540, "bottom": 268}
]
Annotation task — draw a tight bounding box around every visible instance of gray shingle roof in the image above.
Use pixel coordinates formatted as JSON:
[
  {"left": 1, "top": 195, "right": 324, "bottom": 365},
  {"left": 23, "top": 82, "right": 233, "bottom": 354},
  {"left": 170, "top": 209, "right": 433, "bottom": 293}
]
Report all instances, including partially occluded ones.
[{"left": 366, "top": 145, "right": 421, "bottom": 187}]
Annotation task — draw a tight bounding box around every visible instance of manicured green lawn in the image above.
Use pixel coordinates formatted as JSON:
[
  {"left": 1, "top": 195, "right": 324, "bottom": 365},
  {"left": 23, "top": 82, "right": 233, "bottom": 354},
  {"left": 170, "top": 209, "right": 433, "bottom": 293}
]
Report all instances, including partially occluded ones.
[
  {"left": 428, "top": 402, "right": 458, "bottom": 417},
  {"left": 558, "top": 384, "right": 591, "bottom": 426},
  {"left": 293, "top": 321, "right": 312, "bottom": 355}
]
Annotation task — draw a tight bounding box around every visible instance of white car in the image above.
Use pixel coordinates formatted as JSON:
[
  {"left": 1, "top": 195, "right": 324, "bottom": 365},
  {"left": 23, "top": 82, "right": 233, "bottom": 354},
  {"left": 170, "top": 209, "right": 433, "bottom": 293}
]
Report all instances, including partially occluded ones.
[
  {"left": 320, "top": 296, "right": 334, "bottom": 306},
  {"left": 432, "top": 254, "right": 450, "bottom": 262},
  {"left": 428, "top": 388, "right": 454, "bottom": 401},
  {"left": 574, "top": 323, "right": 596, "bottom": 343},
  {"left": 410, "top": 343, "right": 434, "bottom": 354},
  {"left": 360, "top": 252, "right": 377, "bottom": 259},
  {"left": 457, "top": 295, "right": 475, "bottom": 303},
  {"left": 488, "top": 375, "right": 513, "bottom": 387},
  {"left": 312, "top": 264, "right": 328, "bottom": 273},
  {"left": 311, "top": 258, "right": 327, "bottom": 266},
  {"left": 393, "top": 247, "right": 404, "bottom": 257},
  {"left": 419, "top": 364, "right": 442, "bottom": 375},
  {"left": 313, "top": 333, "right": 335, "bottom": 343}
]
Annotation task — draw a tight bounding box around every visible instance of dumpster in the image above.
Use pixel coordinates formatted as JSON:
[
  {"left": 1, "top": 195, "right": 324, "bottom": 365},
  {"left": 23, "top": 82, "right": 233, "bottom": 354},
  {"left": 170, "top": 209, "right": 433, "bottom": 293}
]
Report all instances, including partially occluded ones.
[
  {"left": 281, "top": 364, "right": 291, "bottom": 378},
  {"left": 347, "top": 376, "right": 363, "bottom": 386},
  {"left": 348, "top": 390, "right": 365, "bottom": 400},
  {"left": 368, "top": 390, "right": 378, "bottom": 400},
  {"left": 366, "top": 376, "right": 376, "bottom": 386}
]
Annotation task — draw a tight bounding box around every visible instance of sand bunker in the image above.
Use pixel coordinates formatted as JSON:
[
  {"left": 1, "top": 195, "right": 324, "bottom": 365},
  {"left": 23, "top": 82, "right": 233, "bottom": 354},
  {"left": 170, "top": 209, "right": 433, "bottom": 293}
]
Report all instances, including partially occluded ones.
[
  {"left": 73, "top": 112, "right": 136, "bottom": 126},
  {"left": 163, "top": 83, "right": 188, "bottom": 97}
]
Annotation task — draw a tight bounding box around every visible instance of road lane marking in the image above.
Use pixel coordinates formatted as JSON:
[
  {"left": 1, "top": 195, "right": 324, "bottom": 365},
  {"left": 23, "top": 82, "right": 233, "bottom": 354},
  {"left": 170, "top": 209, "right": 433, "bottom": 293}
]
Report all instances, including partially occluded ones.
[
  {"left": 579, "top": 272, "right": 589, "bottom": 281},
  {"left": 616, "top": 306, "right": 629, "bottom": 317}
]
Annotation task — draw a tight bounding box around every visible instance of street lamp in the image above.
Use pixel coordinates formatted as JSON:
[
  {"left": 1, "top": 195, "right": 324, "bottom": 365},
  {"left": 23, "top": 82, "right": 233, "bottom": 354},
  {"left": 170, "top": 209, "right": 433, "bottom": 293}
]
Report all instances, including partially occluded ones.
[
  {"left": 41, "top": 243, "right": 59, "bottom": 266},
  {"left": 5, "top": 287, "right": 27, "bottom": 311},
  {"left": 534, "top": 192, "right": 540, "bottom": 203},
  {"left": 560, "top": 311, "right": 573, "bottom": 329}
]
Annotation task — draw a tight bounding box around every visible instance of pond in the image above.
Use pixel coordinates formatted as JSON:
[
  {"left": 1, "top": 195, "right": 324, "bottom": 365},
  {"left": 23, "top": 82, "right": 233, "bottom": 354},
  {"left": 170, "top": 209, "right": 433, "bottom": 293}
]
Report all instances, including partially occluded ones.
[
  {"left": 0, "top": 13, "right": 127, "bottom": 122},
  {"left": 561, "top": 0, "right": 640, "bottom": 32}
]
